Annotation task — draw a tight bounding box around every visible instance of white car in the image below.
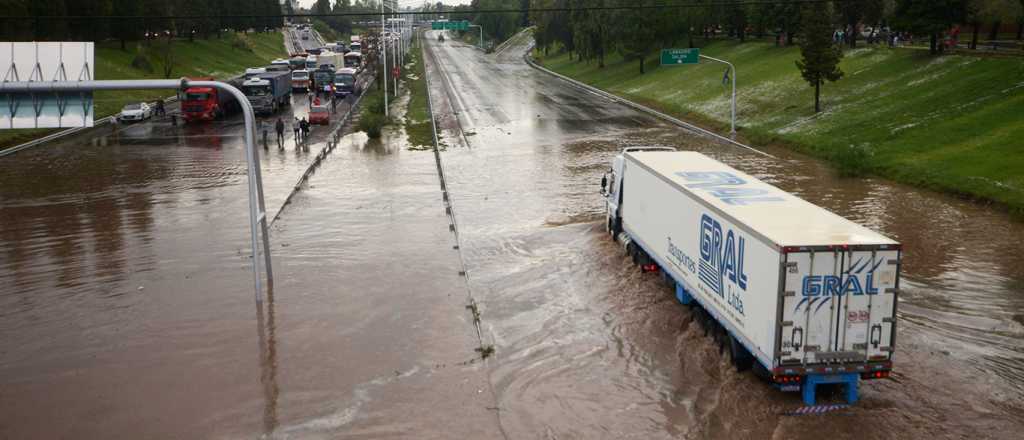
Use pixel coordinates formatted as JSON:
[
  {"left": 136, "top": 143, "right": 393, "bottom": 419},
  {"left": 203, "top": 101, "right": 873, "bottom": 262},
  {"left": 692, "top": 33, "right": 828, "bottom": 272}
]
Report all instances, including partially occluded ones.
[{"left": 118, "top": 102, "right": 152, "bottom": 122}]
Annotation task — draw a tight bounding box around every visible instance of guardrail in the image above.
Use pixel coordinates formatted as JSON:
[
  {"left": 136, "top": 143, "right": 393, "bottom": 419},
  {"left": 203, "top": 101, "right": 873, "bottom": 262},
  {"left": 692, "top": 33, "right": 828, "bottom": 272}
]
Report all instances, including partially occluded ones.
[
  {"left": 421, "top": 28, "right": 492, "bottom": 359},
  {"left": 522, "top": 50, "right": 775, "bottom": 159}
]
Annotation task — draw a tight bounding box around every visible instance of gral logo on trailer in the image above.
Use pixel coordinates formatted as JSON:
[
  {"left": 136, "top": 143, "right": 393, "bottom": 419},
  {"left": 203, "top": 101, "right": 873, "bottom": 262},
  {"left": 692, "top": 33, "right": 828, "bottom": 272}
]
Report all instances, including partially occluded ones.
[
  {"left": 794, "top": 258, "right": 885, "bottom": 314},
  {"left": 698, "top": 213, "right": 749, "bottom": 296}
]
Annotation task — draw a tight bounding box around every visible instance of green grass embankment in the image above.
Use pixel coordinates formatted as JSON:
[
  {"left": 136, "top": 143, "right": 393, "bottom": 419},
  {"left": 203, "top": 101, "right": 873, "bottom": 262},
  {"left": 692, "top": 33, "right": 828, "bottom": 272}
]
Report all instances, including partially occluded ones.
[
  {"left": 1, "top": 32, "right": 285, "bottom": 151},
  {"left": 404, "top": 41, "right": 434, "bottom": 149},
  {"left": 535, "top": 41, "right": 1024, "bottom": 213}
]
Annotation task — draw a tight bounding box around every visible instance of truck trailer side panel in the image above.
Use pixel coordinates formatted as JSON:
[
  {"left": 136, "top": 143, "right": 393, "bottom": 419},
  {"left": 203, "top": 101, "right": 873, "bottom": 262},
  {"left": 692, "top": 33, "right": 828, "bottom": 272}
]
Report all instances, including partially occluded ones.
[{"left": 620, "top": 155, "right": 781, "bottom": 368}]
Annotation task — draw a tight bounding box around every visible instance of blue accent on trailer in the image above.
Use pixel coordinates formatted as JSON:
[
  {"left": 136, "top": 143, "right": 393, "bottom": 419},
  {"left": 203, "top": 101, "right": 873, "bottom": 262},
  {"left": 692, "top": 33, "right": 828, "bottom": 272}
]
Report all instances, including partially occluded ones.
[
  {"left": 624, "top": 226, "right": 864, "bottom": 407},
  {"left": 623, "top": 226, "right": 771, "bottom": 370},
  {"left": 802, "top": 373, "right": 859, "bottom": 406},
  {"left": 675, "top": 283, "right": 693, "bottom": 305}
]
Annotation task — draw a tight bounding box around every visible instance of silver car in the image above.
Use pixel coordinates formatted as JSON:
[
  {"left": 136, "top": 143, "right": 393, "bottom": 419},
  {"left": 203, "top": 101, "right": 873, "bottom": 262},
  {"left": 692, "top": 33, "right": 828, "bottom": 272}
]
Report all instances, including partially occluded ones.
[{"left": 118, "top": 102, "right": 152, "bottom": 122}]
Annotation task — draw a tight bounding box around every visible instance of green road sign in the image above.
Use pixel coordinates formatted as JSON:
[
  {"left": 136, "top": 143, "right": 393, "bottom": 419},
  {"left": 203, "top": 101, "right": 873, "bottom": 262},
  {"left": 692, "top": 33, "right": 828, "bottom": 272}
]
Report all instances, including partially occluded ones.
[
  {"left": 432, "top": 20, "right": 470, "bottom": 31},
  {"left": 660, "top": 48, "right": 700, "bottom": 65}
]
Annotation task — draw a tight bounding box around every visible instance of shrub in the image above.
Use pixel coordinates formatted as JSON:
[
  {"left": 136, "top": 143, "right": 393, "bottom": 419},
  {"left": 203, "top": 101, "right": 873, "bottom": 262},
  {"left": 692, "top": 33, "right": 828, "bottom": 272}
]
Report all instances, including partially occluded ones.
[
  {"left": 130, "top": 53, "right": 153, "bottom": 73},
  {"left": 830, "top": 144, "right": 872, "bottom": 178},
  {"left": 359, "top": 112, "right": 385, "bottom": 138},
  {"left": 229, "top": 34, "right": 254, "bottom": 52}
]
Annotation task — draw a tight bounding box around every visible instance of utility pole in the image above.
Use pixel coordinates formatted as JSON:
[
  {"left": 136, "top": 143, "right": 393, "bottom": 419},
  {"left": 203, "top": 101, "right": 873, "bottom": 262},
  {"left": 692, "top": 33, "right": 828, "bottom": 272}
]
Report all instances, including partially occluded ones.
[{"left": 381, "top": 0, "right": 388, "bottom": 116}]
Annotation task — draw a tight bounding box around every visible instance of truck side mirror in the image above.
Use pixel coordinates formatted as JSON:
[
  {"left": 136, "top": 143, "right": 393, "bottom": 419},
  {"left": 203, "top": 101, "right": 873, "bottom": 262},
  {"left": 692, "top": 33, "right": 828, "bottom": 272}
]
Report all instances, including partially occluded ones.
[{"left": 600, "top": 175, "right": 608, "bottom": 195}]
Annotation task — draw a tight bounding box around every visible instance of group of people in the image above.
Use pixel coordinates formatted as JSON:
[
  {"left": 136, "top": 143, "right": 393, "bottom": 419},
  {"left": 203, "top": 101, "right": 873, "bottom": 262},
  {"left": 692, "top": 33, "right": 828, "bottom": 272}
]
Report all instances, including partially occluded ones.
[
  {"left": 833, "top": 26, "right": 912, "bottom": 48},
  {"left": 259, "top": 117, "right": 310, "bottom": 149}
]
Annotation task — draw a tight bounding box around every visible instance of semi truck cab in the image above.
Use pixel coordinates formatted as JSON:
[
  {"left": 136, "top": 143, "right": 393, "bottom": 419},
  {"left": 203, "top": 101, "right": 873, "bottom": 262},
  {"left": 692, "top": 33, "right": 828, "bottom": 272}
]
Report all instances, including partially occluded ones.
[
  {"left": 603, "top": 147, "right": 676, "bottom": 236},
  {"left": 242, "top": 77, "right": 275, "bottom": 113},
  {"left": 181, "top": 87, "right": 219, "bottom": 121}
]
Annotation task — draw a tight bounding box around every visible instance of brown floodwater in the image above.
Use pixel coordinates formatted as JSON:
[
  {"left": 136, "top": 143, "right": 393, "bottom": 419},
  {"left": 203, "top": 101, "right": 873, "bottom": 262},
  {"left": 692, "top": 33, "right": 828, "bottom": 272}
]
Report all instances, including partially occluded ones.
[
  {"left": 0, "top": 31, "right": 1021, "bottom": 440},
  {"left": 426, "top": 31, "right": 1024, "bottom": 439}
]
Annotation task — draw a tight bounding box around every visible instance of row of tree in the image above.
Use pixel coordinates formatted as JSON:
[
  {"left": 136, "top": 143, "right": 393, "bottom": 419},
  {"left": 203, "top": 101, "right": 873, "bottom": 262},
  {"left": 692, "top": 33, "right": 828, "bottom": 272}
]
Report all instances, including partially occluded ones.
[
  {"left": 531, "top": 0, "right": 1024, "bottom": 69},
  {"left": 0, "top": 0, "right": 285, "bottom": 48}
]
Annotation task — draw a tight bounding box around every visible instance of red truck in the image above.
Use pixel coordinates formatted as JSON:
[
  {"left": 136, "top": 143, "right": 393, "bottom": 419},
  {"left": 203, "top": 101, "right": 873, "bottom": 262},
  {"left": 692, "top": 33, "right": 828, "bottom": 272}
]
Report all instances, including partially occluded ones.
[{"left": 181, "top": 77, "right": 241, "bottom": 122}]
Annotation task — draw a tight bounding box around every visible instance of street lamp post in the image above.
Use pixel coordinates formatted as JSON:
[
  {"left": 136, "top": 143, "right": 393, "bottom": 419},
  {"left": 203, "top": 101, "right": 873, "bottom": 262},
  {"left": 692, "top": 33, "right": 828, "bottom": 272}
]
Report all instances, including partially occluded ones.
[
  {"left": 381, "top": 0, "right": 388, "bottom": 116},
  {"left": 469, "top": 24, "right": 484, "bottom": 49},
  {"left": 699, "top": 54, "right": 737, "bottom": 139}
]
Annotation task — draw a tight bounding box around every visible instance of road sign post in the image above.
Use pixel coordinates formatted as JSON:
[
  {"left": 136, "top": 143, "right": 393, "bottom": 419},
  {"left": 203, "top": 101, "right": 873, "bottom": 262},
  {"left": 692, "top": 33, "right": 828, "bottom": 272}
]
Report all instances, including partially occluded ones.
[
  {"left": 469, "top": 25, "right": 484, "bottom": 49},
  {"left": 699, "top": 54, "right": 737, "bottom": 139},
  {"left": 661, "top": 48, "right": 737, "bottom": 139}
]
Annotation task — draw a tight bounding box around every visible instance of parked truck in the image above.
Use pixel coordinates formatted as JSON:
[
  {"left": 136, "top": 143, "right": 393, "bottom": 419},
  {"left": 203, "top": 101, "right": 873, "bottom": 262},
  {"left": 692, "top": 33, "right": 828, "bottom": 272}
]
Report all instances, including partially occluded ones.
[
  {"left": 180, "top": 77, "right": 241, "bottom": 122},
  {"left": 603, "top": 149, "right": 900, "bottom": 405},
  {"left": 241, "top": 71, "right": 292, "bottom": 114},
  {"left": 311, "top": 65, "right": 336, "bottom": 94}
]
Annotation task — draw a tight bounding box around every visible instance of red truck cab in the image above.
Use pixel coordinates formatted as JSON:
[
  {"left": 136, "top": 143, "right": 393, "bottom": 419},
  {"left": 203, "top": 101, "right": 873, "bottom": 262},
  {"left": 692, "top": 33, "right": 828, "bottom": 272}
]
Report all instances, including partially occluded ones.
[{"left": 181, "top": 86, "right": 219, "bottom": 121}]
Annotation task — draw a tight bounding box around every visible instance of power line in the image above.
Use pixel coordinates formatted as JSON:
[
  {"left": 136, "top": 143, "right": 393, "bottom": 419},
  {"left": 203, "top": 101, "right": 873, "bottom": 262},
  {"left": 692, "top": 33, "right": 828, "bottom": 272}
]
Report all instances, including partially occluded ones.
[{"left": 6, "top": 1, "right": 853, "bottom": 21}]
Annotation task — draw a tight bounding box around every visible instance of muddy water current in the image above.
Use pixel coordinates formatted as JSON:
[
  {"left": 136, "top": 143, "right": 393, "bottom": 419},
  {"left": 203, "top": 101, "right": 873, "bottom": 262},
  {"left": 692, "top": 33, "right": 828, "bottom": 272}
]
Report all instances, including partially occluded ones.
[
  {"left": 0, "top": 31, "right": 1021, "bottom": 439},
  {"left": 427, "top": 31, "right": 1024, "bottom": 439}
]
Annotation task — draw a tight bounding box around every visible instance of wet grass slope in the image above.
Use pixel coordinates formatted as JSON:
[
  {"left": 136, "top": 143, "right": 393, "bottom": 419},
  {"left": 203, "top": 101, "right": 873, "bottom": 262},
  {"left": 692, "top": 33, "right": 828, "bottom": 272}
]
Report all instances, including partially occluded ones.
[
  {"left": 1, "top": 32, "right": 285, "bottom": 151},
  {"left": 535, "top": 41, "right": 1024, "bottom": 213}
]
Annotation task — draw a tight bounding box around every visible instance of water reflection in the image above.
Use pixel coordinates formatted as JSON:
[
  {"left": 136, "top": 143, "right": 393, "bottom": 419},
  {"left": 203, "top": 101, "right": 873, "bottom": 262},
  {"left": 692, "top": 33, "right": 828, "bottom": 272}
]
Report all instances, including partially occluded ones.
[{"left": 256, "top": 287, "right": 280, "bottom": 436}]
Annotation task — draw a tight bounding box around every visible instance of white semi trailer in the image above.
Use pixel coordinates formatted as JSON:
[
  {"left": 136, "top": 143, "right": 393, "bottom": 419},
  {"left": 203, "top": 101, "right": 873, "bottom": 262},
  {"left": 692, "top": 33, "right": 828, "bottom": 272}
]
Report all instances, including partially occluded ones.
[{"left": 603, "top": 149, "right": 901, "bottom": 405}]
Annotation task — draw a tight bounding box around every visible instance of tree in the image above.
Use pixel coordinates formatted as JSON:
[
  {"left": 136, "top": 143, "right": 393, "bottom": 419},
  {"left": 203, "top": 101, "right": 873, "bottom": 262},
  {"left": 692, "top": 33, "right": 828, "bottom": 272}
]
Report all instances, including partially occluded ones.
[
  {"left": 0, "top": 0, "right": 34, "bottom": 41},
  {"left": 29, "top": 0, "right": 68, "bottom": 40},
  {"left": 893, "top": 0, "right": 969, "bottom": 54},
  {"left": 111, "top": 0, "right": 142, "bottom": 49},
  {"left": 618, "top": 0, "right": 656, "bottom": 74},
  {"left": 795, "top": 2, "right": 843, "bottom": 113},
  {"left": 838, "top": 0, "right": 862, "bottom": 48}
]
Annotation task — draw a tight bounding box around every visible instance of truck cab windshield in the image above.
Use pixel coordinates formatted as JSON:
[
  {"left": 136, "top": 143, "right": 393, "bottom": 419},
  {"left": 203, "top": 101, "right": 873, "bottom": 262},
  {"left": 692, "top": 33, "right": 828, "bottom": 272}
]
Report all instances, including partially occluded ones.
[
  {"left": 185, "top": 92, "right": 210, "bottom": 101},
  {"left": 244, "top": 86, "right": 270, "bottom": 97},
  {"left": 336, "top": 74, "right": 355, "bottom": 86}
]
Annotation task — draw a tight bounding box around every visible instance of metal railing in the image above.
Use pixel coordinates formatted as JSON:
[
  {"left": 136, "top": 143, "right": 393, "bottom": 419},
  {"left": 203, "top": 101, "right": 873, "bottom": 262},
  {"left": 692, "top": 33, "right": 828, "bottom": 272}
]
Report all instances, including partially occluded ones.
[{"left": 0, "top": 78, "right": 274, "bottom": 302}]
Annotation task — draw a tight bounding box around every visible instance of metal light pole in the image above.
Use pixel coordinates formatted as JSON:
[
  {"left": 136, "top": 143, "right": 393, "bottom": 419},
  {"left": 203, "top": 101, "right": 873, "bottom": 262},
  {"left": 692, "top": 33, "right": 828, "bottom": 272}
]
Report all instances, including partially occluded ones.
[
  {"left": 469, "top": 24, "right": 484, "bottom": 49},
  {"left": 0, "top": 78, "right": 273, "bottom": 302},
  {"left": 698, "top": 54, "right": 737, "bottom": 139},
  {"left": 380, "top": 0, "right": 388, "bottom": 116}
]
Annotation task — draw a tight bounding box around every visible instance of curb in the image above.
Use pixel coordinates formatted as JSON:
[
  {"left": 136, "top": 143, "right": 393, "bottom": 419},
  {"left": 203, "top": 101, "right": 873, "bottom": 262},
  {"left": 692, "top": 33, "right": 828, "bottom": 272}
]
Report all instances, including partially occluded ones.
[{"left": 522, "top": 51, "right": 774, "bottom": 159}]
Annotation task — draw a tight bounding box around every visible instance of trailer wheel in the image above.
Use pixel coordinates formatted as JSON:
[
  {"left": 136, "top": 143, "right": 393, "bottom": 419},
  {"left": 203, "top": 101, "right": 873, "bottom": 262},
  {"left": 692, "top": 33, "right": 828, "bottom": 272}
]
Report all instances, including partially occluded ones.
[{"left": 729, "top": 336, "right": 754, "bottom": 372}]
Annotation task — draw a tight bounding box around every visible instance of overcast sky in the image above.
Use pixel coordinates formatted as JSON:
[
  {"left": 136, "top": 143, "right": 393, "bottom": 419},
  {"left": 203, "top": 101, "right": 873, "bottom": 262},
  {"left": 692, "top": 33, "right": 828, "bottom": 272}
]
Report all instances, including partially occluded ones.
[{"left": 297, "top": 0, "right": 472, "bottom": 9}]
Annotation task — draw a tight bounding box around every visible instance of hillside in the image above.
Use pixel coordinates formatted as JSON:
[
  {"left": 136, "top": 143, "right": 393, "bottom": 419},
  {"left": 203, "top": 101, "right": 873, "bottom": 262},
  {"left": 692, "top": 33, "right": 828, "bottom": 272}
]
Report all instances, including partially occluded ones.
[
  {"left": 535, "top": 41, "right": 1024, "bottom": 213},
  {"left": 1, "top": 32, "right": 285, "bottom": 151}
]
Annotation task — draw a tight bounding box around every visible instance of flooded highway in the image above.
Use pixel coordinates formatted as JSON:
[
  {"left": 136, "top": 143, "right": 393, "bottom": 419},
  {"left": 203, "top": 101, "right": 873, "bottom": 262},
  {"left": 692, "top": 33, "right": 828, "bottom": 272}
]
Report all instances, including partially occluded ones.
[
  {"left": 424, "top": 31, "right": 1024, "bottom": 438},
  {"left": 0, "top": 28, "right": 1022, "bottom": 439}
]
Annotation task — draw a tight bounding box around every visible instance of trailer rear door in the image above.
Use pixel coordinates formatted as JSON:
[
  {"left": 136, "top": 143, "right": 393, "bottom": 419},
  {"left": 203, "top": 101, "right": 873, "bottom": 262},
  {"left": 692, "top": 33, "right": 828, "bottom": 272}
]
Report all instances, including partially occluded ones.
[{"left": 779, "top": 248, "right": 900, "bottom": 366}]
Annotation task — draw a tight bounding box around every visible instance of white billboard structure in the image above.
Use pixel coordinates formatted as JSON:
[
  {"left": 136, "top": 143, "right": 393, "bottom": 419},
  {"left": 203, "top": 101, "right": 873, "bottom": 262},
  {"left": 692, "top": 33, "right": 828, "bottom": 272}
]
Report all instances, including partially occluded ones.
[
  {"left": 0, "top": 42, "right": 273, "bottom": 303},
  {"left": 1, "top": 42, "right": 95, "bottom": 128}
]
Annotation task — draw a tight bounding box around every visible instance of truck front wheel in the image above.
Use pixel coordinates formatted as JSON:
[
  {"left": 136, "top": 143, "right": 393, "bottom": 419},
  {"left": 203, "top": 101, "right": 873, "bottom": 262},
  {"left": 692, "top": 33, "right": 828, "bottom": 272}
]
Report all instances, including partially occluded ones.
[{"left": 608, "top": 217, "right": 621, "bottom": 239}]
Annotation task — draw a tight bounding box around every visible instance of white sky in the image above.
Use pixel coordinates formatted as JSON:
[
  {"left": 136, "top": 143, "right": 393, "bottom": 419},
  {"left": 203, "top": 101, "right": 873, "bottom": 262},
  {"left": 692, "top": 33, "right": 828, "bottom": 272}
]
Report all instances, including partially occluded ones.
[{"left": 296, "top": 0, "right": 472, "bottom": 9}]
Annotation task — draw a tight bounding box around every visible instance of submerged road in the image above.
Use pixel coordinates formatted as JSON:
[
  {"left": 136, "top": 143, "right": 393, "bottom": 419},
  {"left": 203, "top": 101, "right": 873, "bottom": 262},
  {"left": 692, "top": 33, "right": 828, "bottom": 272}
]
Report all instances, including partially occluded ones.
[
  {"left": 424, "top": 30, "right": 1024, "bottom": 439},
  {"left": 0, "top": 27, "right": 1022, "bottom": 439}
]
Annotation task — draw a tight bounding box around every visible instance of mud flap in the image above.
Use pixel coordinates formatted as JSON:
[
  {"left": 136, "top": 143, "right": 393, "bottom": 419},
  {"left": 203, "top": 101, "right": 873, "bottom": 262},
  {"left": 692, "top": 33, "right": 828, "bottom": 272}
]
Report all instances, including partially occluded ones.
[{"left": 802, "top": 373, "right": 858, "bottom": 406}]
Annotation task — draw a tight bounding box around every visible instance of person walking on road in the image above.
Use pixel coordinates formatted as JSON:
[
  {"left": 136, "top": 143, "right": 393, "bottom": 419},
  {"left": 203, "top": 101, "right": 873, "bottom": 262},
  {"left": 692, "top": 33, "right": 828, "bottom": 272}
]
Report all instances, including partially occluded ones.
[
  {"left": 292, "top": 117, "right": 301, "bottom": 144},
  {"left": 308, "top": 92, "right": 313, "bottom": 108},
  {"left": 259, "top": 119, "right": 269, "bottom": 149},
  {"left": 300, "top": 117, "right": 310, "bottom": 144},
  {"left": 275, "top": 117, "right": 285, "bottom": 149}
]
